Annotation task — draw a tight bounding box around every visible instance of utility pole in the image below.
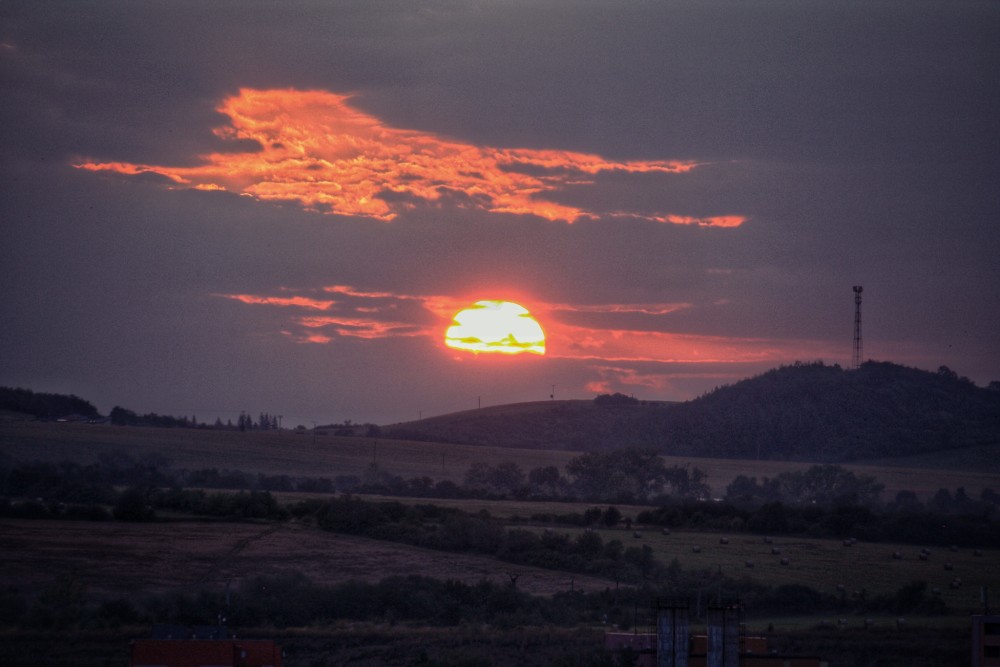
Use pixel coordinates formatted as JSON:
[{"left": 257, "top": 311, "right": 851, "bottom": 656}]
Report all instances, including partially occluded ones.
[{"left": 853, "top": 286, "right": 864, "bottom": 369}]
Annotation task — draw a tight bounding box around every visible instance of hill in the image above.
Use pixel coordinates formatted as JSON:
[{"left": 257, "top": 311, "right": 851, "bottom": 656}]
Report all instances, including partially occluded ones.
[
  {"left": 385, "top": 361, "right": 1000, "bottom": 463},
  {"left": 384, "top": 398, "right": 675, "bottom": 450}
]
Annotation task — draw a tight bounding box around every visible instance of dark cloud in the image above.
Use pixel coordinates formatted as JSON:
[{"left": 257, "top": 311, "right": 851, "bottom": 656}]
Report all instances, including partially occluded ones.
[{"left": 1, "top": 0, "right": 998, "bottom": 423}]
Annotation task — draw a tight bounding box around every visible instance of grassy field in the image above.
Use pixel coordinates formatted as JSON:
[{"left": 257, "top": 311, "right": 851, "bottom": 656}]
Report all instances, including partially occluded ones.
[
  {"left": 3, "top": 421, "right": 998, "bottom": 501},
  {"left": 4, "top": 510, "right": 997, "bottom": 629},
  {"left": 554, "top": 526, "right": 999, "bottom": 616},
  {"left": 0, "top": 518, "right": 610, "bottom": 601}
]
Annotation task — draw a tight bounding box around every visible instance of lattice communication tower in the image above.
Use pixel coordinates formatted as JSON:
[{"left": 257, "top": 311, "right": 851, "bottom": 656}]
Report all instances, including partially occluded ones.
[{"left": 853, "top": 286, "right": 863, "bottom": 369}]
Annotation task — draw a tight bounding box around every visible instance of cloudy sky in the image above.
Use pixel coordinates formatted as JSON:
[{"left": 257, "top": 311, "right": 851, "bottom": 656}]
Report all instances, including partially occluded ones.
[{"left": 2, "top": 1, "right": 998, "bottom": 426}]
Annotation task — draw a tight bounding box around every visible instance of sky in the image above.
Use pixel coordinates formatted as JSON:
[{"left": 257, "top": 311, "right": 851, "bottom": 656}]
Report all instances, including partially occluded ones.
[{"left": 2, "top": 1, "right": 998, "bottom": 427}]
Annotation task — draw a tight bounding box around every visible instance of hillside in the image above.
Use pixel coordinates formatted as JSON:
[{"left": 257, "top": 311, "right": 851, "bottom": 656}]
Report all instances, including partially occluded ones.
[
  {"left": 386, "top": 361, "right": 1000, "bottom": 464},
  {"left": 384, "top": 399, "right": 674, "bottom": 450}
]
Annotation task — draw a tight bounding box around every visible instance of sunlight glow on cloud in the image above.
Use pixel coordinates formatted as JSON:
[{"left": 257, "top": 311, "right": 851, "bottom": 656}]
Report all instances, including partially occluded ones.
[
  {"left": 545, "top": 324, "right": 797, "bottom": 364},
  {"left": 221, "top": 294, "right": 335, "bottom": 310},
  {"left": 296, "top": 316, "right": 429, "bottom": 340},
  {"left": 216, "top": 287, "right": 830, "bottom": 367},
  {"left": 75, "top": 88, "right": 745, "bottom": 225}
]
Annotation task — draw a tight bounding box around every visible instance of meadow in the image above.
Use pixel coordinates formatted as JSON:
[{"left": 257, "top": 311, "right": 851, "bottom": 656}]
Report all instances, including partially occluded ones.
[
  {"left": 0, "top": 517, "right": 609, "bottom": 601},
  {"left": 2, "top": 421, "right": 996, "bottom": 501},
  {"left": 542, "top": 525, "right": 998, "bottom": 616}
]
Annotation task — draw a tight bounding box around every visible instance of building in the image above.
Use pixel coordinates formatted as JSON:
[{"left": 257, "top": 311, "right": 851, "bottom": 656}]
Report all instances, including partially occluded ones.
[
  {"left": 604, "top": 600, "right": 825, "bottom": 667},
  {"left": 973, "top": 615, "right": 1000, "bottom": 667},
  {"left": 605, "top": 632, "right": 824, "bottom": 667},
  {"left": 129, "top": 626, "right": 282, "bottom": 667}
]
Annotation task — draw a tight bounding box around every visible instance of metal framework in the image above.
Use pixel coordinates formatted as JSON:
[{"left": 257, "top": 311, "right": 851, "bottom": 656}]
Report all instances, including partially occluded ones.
[
  {"left": 853, "top": 286, "right": 863, "bottom": 369},
  {"left": 655, "top": 598, "right": 690, "bottom": 667},
  {"left": 706, "top": 600, "right": 744, "bottom": 667}
]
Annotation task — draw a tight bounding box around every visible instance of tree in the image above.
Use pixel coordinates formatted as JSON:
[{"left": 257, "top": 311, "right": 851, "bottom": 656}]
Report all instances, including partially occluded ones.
[
  {"left": 109, "top": 406, "right": 139, "bottom": 426},
  {"left": 726, "top": 475, "right": 763, "bottom": 504},
  {"left": 566, "top": 448, "right": 668, "bottom": 501},
  {"left": 602, "top": 506, "right": 622, "bottom": 527},
  {"left": 528, "top": 465, "right": 562, "bottom": 495},
  {"left": 491, "top": 462, "right": 526, "bottom": 495},
  {"left": 931, "top": 488, "right": 954, "bottom": 513},
  {"left": 594, "top": 392, "right": 639, "bottom": 406},
  {"left": 464, "top": 461, "right": 493, "bottom": 492},
  {"left": 772, "top": 465, "right": 883, "bottom": 506},
  {"left": 664, "top": 465, "right": 711, "bottom": 499},
  {"left": 891, "top": 490, "right": 923, "bottom": 512},
  {"left": 463, "top": 462, "right": 525, "bottom": 496},
  {"left": 113, "top": 487, "right": 155, "bottom": 521}
]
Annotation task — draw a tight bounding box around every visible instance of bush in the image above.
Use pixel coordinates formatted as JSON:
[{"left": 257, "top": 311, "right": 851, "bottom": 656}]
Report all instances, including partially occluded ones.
[{"left": 113, "top": 487, "right": 156, "bottom": 521}]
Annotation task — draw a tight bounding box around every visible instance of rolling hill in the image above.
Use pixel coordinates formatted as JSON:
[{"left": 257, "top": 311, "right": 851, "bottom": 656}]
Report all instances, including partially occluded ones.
[
  {"left": 385, "top": 361, "right": 1000, "bottom": 464},
  {"left": 4, "top": 360, "right": 998, "bottom": 467}
]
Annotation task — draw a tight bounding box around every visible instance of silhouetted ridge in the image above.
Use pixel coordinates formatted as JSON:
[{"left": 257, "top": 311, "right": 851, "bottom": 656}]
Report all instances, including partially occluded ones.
[
  {"left": 650, "top": 361, "right": 999, "bottom": 461},
  {"left": 386, "top": 361, "right": 1000, "bottom": 462}
]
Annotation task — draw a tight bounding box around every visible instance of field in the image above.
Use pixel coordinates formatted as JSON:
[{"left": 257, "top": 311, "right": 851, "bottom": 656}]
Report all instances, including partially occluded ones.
[
  {"left": 0, "top": 518, "right": 611, "bottom": 601},
  {"left": 4, "top": 511, "right": 998, "bottom": 621},
  {"left": 2, "top": 420, "right": 998, "bottom": 666},
  {"left": 551, "top": 526, "right": 1000, "bottom": 616},
  {"left": 3, "top": 421, "right": 998, "bottom": 501}
]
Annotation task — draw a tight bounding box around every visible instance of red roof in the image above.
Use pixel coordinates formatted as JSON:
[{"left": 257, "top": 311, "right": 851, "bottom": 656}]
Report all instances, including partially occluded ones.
[{"left": 130, "top": 639, "right": 282, "bottom": 667}]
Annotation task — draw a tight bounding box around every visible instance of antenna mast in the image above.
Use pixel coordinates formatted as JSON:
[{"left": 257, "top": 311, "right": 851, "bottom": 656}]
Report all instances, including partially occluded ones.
[{"left": 852, "top": 286, "right": 863, "bottom": 369}]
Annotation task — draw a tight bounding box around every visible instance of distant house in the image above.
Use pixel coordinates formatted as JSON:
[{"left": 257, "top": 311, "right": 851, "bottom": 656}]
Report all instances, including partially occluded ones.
[
  {"left": 973, "top": 615, "right": 1000, "bottom": 667},
  {"left": 130, "top": 626, "right": 282, "bottom": 667}
]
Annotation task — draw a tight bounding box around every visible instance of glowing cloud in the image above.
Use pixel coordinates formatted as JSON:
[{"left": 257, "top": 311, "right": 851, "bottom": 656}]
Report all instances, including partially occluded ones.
[
  {"left": 76, "top": 88, "right": 745, "bottom": 225},
  {"left": 221, "top": 294, "right": 335, "bottom": 310},
  {"left": 217, "top": 286, "right": 835, "bottom": 365}
]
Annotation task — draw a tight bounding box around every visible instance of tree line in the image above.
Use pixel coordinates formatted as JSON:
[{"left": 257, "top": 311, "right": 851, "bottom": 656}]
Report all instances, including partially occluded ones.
[
  {"left": 0, "top": 386, "right": 99, "bottom": 420},
  {"left": 0, "top": 558, "right": 954, "bottom": 636}
]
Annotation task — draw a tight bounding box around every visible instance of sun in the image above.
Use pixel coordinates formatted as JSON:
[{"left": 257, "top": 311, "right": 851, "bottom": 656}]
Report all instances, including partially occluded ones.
[{"left": 445, "top": 301, "right": 546, "bottom": 355}]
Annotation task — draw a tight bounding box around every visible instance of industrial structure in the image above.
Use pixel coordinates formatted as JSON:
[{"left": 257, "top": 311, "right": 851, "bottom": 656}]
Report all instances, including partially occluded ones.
[{"left": 604, "top": 598, "right": 825, "bottom": 667}]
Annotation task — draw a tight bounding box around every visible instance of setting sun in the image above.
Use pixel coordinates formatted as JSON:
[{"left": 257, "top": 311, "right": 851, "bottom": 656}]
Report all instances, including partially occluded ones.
[{"left": 445, "top": 301, "right": 546, "bottom": 355}]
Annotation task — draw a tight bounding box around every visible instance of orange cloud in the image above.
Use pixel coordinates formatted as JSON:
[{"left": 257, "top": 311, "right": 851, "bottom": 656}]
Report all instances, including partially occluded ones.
[
  {"left": 220, "top": 293, "right": 335, "bottom": 310},
  {"left": 219, "top": 286, "right": 831, "bottom": 366},
  {"left": 544, "top": 322, "right": 840, "bottom": 365},
  {"left": 660, "top": 214, "right": 747, "bottom": 228},
  {"left": 610, "top": 212, "right": 747, "bottom": 228},
  {"left": 75, "top": 88, "right": 744, "bottom": 225},
  {"left": 547, "top": 302, "right": 691, "bottom": 316},
  {"left": 296, "top": 315, "right": 429, "bottom": 340}
]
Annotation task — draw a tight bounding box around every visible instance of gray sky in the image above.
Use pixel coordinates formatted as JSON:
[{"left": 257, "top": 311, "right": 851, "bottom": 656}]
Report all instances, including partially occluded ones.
[{"left": 2, "top": 1, "right": 998, "bottom": 425}]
